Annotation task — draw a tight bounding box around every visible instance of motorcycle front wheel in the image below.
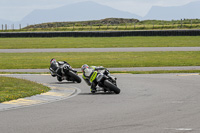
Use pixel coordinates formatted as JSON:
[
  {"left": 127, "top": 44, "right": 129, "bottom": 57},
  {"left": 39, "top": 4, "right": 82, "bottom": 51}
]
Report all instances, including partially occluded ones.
[
  {"left": 104, "top": 80, "right": 120, "bottom": 94},
  {"left": 57, "top": 76, "right": 62, "bottom": 82},
  {"left": 68, "top": 71, "right": 82, "bottom": 83}
]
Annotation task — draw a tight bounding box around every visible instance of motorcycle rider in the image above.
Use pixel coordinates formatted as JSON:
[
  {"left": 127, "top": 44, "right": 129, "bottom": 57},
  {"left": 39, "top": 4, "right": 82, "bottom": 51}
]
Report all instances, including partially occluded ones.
[
  {"left": 49, "top": 58, "right": 72, "bottom": 81},
  {"left": 81, "top": 64, "right": 106, "bottom": 93}
]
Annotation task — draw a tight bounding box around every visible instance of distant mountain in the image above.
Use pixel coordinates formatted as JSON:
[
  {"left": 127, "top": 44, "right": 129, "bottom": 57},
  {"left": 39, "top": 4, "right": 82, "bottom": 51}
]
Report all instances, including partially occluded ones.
[
  {"left": 21, "top": 1, "right": 141, "bottom": 25},
  {"left": 144, "top": 1, "right": 200, "bottom": 20},
  {"left": 2, "top": 1, "right": 200, "bottom": 28}
]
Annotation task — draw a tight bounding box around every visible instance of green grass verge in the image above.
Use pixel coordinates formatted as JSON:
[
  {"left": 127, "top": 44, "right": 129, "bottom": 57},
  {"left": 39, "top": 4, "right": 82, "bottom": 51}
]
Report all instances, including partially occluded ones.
[
  {"left": 3, "top": 23, "right": 200, "bottom": 32},
  {"left": 0, "top": 76, "right": 50, "bottom": 103},
  {"left": 0, "top": 70, "right": 200, "bottom": 75},
  {"left": 1, "top": 36, "right": 200, "bottom": 49},
  {"left": 0, "top": 51, "right": 200, "bottom": 69}
]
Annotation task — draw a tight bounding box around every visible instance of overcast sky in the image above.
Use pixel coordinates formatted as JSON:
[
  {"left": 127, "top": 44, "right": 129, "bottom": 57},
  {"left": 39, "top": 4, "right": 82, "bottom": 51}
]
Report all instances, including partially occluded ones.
[{"left": 0, "top": 0, "right": 199, "bottom": 21}]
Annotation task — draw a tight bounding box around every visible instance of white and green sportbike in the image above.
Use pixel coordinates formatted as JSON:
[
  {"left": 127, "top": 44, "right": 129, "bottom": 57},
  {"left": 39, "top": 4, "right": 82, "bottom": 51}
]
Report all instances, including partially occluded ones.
[{"left": 90, "top": 69, "right": 121, "bottom": 94}]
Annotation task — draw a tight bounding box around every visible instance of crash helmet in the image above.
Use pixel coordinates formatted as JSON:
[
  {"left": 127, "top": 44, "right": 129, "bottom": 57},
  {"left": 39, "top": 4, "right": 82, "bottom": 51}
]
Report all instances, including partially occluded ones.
[
  {"left": 81, "top": 64, "right": 89, "bottom": 72},
  {"left": 50, "top": 58, "right": 56, "bottom": 64}
]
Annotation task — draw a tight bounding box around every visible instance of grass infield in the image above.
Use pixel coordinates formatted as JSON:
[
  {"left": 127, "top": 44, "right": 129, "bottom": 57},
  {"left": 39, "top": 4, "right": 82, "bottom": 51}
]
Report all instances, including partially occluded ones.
[
  {"left": 0, "top": 51, "right": 200, "bottom": 69},
  {"left": 0, "top": 76, "right": 50, "bottom": 103},
  {"left": 0, "top": 70, "right": 200, "bottom": 75},
  {"left": 0, "top": 36, "right": 200, "bottom": 49}
]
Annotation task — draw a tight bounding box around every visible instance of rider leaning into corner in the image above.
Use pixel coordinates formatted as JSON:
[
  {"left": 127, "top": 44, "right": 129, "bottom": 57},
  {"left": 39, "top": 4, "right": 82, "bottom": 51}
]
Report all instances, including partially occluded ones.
[
  {"left": 49, "top": 58, "right": 77, "bottom": 81},
  {"left": 81, "top": 64, "right": 109, "bottom": 93},
  {"left": 50, "top": 58, "right": 70, "bottom": 77}
]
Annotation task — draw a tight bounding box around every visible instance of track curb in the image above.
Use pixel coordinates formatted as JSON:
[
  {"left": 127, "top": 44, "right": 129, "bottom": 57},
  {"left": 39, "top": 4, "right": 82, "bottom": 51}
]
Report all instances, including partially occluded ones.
[{"left": 0, "top": 79, "right": 79, "bottom": 111}]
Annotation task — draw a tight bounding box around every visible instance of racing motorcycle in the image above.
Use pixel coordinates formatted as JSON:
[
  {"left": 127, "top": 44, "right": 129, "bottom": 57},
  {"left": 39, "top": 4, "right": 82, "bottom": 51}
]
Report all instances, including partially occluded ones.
[
  {"left": 94, "top": 69, "right": 121, "bottom": 94},
  {"left": 49, "top": 61, "right": 81, "bottom": 83}
]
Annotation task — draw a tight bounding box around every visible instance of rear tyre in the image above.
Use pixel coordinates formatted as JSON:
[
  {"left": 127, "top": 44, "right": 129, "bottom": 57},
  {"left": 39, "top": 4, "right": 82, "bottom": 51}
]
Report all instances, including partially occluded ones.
[
  {"left": 68, "top": 71, "right": 82, "bottom": 83},
  {"left": 104, "top": 80, "right": 120, "bottom": 94}
]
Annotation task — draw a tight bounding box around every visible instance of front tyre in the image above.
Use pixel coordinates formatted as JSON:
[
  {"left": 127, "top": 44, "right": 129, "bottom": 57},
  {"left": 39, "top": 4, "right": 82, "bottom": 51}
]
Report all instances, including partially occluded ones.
[
  {"left": 68, "top": 71, "right": 82, "bottom": 83},
  {"left": 57, "top": 76, "right": 62, "bottom": 82},
  {"left": 104, "top": 80, "right": 120, "bottom": 94}
]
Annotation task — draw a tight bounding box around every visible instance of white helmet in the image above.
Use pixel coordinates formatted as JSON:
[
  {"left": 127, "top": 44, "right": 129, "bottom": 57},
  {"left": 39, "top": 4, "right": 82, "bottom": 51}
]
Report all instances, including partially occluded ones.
[{"left": 81, "top": 64, "right": 89, "bottom": 72}]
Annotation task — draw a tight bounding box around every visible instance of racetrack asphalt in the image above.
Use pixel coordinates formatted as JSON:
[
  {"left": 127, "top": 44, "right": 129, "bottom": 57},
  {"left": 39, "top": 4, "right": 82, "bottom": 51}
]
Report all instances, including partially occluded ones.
[
  {"left": 0, "top": 73, "right": 200, "bottom": 133},
  {"left": 1, "top": 47, "right": 200, "bottom": 53}
]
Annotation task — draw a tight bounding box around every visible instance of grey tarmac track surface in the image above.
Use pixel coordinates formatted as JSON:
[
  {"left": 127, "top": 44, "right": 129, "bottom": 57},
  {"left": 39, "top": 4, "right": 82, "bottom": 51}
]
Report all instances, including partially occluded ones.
[
  {"left": 0, "top": 73, "right": 200, "bottom": 133},
  {"left": 1, "top": 47, "right": 200, "bottom": 53}
]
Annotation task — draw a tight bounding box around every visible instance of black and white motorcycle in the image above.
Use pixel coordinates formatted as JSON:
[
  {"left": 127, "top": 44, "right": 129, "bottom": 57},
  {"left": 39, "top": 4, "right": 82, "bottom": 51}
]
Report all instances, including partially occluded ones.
[
  {"left": 49, "top": 61, "right": 81, "bottom": 83},
  {"left": 94, "top": 69, "right": 121, "bottom": 94}
]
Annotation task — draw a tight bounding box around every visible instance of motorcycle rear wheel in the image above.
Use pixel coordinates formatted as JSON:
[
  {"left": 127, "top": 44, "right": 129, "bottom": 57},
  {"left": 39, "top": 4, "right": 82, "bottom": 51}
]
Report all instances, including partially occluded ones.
[
  {"left": 68, "top": 71, "right": 82, "bottom": 83},
  {"left": 104, "top": 80, "right": 120, "bottom": 94}
]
